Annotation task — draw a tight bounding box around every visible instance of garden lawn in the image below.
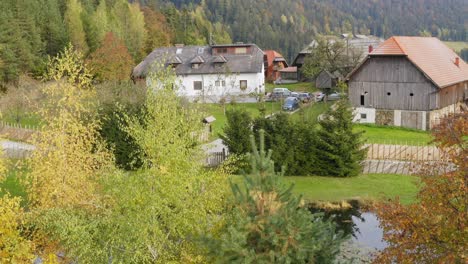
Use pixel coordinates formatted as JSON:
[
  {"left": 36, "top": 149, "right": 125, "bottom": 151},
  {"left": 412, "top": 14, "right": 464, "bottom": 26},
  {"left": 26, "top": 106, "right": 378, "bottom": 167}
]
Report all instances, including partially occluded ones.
[
  {"left": 285, "top": 174, "right": 419, "bottom": 205},
  {"left": 291, "top": 101, "right": 332, "bottom": 123},
  {"left": 197, "top": 102, "right": 282, "bottom": 137},
  {"left": 0, "top": 161, "right": 27, "bottom": 206},
  {"left": 1, "top": 112, "right": 42, "bottom": 128},
  {"left": 354, "top": 124, "right": 433, "bottom": 145}
]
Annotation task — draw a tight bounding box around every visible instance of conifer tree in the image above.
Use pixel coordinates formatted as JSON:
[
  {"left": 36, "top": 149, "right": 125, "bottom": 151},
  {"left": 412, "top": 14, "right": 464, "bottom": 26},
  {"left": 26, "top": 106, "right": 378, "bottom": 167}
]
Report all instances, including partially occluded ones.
[
  {"left": 314, "top": 99, "right": 367, "bottom": 177},
  {"left": 220, "top": 108, "right": 252, "bottom": 155},
  {"left": 208, "top": 130, "right": 344, "bottom": 263},
  {"left": 64, "top": 0, "right": 89, "bottom": 54}
]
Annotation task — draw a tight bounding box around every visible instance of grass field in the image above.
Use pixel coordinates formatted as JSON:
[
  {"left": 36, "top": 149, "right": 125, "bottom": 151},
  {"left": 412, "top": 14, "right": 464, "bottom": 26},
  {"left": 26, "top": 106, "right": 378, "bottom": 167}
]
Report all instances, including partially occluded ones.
[
  {"left": 444, "top": 41, "right": 468, "bottom": 53},
  {"left": 197, "top": 102, "right": 282, "bottom": 137},
  {"left": 291, "top": 101, "right": 332, "bottom": 123},
  {"left": 0, "top": 161, "right": 27, "bottom": 206},
  {"left": 231, "top": 173, "right": 419, "bottom": 205},
  {"left": 354, "top": 124, "right": 433, "bottom": 145},
  {"left": 1, "top": 112, "right": 42, "bottom": 127},
  {"left": 285, "top": 174, "right": 419, "bottom": 205}
]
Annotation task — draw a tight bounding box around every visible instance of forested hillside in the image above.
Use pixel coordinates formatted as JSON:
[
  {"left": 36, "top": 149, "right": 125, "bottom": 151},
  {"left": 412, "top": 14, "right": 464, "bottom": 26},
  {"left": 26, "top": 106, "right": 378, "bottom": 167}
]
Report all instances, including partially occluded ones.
[
  {"left": 192, "top": 0, "right": 467, "bottom": 61},
  {"left": 0, "top": 0, "right": 466, "bottom": 87}
]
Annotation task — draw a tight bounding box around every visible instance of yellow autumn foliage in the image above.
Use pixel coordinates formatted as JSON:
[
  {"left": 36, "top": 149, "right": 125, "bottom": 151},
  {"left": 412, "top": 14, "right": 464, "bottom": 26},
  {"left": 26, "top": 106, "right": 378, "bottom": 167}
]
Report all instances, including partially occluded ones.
[
  {"left": 25, "top": 82, "right": 112, "bottom": 210},
  {"left": 0, "top": 193, "right": 34, "bottom": 263}
]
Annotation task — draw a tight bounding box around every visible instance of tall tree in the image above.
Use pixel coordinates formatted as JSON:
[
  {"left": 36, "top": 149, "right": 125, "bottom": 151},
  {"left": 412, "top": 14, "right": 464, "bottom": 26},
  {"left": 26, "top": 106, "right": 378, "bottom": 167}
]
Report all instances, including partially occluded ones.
[
  {"left": 111, "top": 0, "right": 147, "bottom": 61},
  {"left": 64, "top": 0, "right": 89, "bottom": 54},
  {"left": 220, "top": 109, "right": 252, "bottom": 155},
  {"left": 375, "top": 112, "right": 468, "bottom": 263},
  {"left": 314, "top": 98, "right": 367, "bottom": 177},
  {"left": 88, "top": 32, "right": 134, "bottom": 81},
  {"left": 41, "top": 0, "right": 69, "bottom": 56},
  {"left": 142, "top": 6, "right": 172, "bottom": 53}
]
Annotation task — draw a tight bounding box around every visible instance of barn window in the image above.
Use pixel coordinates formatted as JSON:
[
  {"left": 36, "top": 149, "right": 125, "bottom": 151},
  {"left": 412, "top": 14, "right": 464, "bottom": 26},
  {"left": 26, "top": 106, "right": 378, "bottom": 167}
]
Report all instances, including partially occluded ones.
[
  {"left": 360, "top": 113, "right": 367, "bottom": 119},
  {"left": 193, "top": 81, "right": 202, "bottom": 90},
  {"left": 410, "top": 93, "right": 414, "bottom": 96},
  {"left": 387, "top": 92, "right": 391, "bottom": 96},
  {"left": 360, "top": 95, "right": 365, "bottom": 106}
]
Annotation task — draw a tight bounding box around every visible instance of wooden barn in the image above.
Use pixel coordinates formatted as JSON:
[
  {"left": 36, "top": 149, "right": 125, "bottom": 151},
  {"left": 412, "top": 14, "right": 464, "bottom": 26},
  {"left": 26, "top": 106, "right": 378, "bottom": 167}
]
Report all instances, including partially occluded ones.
[{"left": 347, "top": 36, "right": 468, "bottom": 130}]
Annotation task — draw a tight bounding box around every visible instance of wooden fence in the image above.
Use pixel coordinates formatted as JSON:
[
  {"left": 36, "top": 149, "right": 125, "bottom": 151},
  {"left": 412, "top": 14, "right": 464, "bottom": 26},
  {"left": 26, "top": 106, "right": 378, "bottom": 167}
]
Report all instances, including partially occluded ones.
[
  {"left": 363, "top": 142, "right": 450, "bottom": 175},
  {"left": 365, "top": 142, "right": 445, "bottom": 161},
  {"left": 205, "top": 148, "right": 227, "bottom": 167},
  {"left": 0, "top": 121, "right": 39, "bottom": 142}
]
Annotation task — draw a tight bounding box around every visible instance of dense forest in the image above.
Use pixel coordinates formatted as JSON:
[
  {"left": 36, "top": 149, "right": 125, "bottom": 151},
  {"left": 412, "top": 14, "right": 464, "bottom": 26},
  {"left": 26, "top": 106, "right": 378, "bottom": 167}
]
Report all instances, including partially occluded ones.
[{"left": 0, "top": 0, "right": 466, "bottom": 86}]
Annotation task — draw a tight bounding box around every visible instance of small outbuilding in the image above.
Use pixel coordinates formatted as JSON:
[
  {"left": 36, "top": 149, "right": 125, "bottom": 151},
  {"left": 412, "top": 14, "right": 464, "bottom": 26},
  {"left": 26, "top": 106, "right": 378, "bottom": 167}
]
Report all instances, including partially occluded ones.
[{"left": 315, "top": 70, "right": 340, "bottom": 90}]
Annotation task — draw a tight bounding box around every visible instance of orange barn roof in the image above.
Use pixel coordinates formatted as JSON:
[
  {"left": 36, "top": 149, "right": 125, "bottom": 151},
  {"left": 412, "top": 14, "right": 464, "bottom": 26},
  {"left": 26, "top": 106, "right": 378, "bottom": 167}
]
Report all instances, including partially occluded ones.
[{"left": 369, "top": 36, "right": 468, "bottom": 88}]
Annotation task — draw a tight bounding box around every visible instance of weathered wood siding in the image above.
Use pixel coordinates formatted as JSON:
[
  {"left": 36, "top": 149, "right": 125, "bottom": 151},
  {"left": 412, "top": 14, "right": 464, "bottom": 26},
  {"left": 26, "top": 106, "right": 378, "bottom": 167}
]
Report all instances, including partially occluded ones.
[
  {"left": 348, "top": 57, "right": 438, "bottom": 111},
  {"left": 438, "top": 81, "right": 467, "bottom": 108},
  {"left": 316, "top": 71, "right": 335, "bottom": 89}
]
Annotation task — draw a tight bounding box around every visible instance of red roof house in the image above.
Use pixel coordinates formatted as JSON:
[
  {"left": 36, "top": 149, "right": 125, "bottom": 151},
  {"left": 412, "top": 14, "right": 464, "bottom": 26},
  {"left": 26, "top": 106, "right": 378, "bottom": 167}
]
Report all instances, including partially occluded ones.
[
  {"left": 263, "top": 50, "right": 288, "bottom": 81},
  {"left": 347, "top": 36, "right": 468, "bottom": 130}
]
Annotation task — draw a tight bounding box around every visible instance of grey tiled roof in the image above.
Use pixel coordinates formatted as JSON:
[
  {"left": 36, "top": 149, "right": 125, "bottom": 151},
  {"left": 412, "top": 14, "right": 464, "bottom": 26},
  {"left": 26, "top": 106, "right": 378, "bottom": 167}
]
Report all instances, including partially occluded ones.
[{"left": 132, "top": 44, "right": 264, "bottom": 78}]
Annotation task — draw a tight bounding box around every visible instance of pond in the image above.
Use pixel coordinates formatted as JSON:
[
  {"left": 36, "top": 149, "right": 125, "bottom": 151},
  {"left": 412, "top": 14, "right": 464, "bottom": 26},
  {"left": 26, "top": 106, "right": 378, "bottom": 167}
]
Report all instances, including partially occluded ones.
[{"left": 308, "top": 200, "right": 386, "bottom": 261}]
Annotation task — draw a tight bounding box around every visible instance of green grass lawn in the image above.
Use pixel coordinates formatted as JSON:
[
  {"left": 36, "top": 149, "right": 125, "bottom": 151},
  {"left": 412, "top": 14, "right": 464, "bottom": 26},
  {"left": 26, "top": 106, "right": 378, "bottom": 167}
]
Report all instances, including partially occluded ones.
[
  {"left": 291, "top": 101, "right": 332, "bottom": 123},
  {"left": 285, "top": 174, "right": 419, "bottom": 205},
  {"left": 354, "top": 124, "right": 433, "bottom": 145},
  {"left": 0, "top": 161, "right": 28, "bottom": 206},
  {"left": 444, "top": 41, "right": 468, "bottom": 53},
  {"left": 0, "top": 112, "right": 42, "bottom": 128},
  {"left": 196, "top": 102, "right": 282, "bottom": 137},
  {"left": 266, "top": 82, "right": 317, "bottom": 93}
]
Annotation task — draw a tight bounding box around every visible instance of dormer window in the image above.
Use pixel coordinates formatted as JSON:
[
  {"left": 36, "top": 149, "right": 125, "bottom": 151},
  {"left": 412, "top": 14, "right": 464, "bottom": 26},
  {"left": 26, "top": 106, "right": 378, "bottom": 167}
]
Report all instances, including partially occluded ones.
[
  {"left": 167, "top": 55, "right": 182, "bottom": 68},
  {"left": 213, "top": 55, "right": 227, "bottom": 69},
  {"left": 190, "top": 55, "right": 205, "bottom": 69}
]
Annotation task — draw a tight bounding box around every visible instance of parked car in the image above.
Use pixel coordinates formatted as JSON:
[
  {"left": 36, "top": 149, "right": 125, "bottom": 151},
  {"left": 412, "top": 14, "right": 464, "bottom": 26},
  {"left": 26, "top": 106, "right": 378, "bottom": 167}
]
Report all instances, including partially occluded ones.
[
  {"left": 272, "top": 88, "right": 292, "bottom": 100},
  {"left": 290, "top": 92, "right": 299, "bottom": 98},
  {"left": 327, "top": 92, "right": 343, "bottom": 101},
  {"left": 312, "top": 91, "right": 325, "bottom": 102},
  {"left": 297, "top": 92, "right": 312, "bottom": 103},
  {"left": 282, "top": 97, "right": 300, "bottom": 111}
]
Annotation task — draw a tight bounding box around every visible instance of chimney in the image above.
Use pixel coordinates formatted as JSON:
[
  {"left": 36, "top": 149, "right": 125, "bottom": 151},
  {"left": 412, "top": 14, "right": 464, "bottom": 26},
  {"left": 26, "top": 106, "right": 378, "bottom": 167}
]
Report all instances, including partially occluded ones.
[
  {"left": 455, "top": 57, "right": 460, "bottom": 67},
  {"left": 175, "top": 44, "right": 184, "bottom": 48},
  {"left": 368, "top": 45, "right": 373, "bottom": 53}
]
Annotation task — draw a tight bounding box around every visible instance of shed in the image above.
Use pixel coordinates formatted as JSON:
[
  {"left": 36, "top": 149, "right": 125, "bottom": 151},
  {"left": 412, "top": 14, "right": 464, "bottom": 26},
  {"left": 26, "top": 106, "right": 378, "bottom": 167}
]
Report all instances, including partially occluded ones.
[{"left": 315, "top": 70, "right": 339, "bottom": 89}]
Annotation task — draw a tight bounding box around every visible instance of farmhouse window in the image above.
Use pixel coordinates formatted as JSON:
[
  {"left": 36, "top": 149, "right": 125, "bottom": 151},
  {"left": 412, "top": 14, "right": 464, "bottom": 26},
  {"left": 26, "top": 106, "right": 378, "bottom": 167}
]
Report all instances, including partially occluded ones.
[
  {"left": 215, "top": 80, "right": 220, "bottom": 87},
  {"left": 235, "top": 47, "right": 247, "bottom": 54},
  {"left": 192, "top": 63, "right": 200, "bottom": 69},
  {"left": 194, "top": 81, "right": 202, "bottom": 90},
  {"left": 240, "top": 80, "right": 247, "bottom": 90},
  {"left": 222, "top": 80, "right": 226, "bottom": 86}
]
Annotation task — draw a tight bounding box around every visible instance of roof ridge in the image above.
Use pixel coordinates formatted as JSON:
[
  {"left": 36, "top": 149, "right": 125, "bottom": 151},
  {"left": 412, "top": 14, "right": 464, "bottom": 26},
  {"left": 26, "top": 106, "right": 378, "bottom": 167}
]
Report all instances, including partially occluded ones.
[{"left": 392, "top": 36, "right": 406, "bottom": 55}]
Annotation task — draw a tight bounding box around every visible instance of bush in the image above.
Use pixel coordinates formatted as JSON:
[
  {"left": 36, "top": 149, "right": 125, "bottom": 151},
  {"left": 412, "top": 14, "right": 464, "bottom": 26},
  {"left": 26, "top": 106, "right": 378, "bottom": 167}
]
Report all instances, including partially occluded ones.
[
  {"left": 224, "top": 100, "right": 366, "bottom": 177},
  {"left": 96, "top": 82, "right": 146, "bottom": 170}
]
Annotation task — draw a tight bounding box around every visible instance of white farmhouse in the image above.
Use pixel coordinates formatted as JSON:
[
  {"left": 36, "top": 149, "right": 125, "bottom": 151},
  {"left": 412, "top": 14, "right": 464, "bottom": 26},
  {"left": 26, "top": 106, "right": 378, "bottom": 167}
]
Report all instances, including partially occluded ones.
[{"left": 132, "top": 43, "right": 265, "bottom": 102}]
